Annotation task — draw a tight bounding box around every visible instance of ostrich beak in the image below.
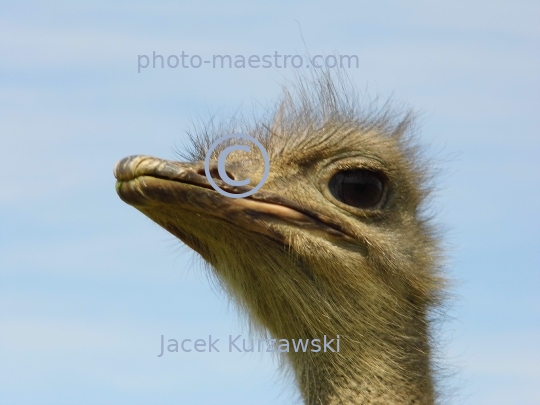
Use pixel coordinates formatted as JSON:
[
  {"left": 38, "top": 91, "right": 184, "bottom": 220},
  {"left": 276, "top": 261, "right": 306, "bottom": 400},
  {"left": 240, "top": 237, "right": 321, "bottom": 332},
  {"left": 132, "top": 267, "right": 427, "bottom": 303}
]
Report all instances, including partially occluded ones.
[{"left": 114, "top": 155, "right": 353, "bottom": 246}]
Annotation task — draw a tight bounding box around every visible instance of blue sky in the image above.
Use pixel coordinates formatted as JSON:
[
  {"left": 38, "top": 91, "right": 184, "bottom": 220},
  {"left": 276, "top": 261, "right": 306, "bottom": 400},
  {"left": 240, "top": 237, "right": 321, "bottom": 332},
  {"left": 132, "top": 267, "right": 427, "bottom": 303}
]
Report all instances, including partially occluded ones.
[{"left": 1, "top": 1, "right": 539, "bottom": 404}]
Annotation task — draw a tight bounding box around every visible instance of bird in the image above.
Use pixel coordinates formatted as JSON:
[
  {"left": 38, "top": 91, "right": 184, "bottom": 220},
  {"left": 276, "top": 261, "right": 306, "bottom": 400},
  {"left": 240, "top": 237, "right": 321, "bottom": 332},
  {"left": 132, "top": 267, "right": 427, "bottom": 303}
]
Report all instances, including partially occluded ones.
[{"left": 114, "top": 72, "right": 446, "bottom": 405}]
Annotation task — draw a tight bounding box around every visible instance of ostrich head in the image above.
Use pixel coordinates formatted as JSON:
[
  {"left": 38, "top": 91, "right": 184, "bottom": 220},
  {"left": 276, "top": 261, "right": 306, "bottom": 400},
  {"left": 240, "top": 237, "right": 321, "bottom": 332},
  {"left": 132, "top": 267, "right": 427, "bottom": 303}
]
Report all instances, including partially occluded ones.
[{"left": 114, "top": 74, "right": 445, "bottom": 405}]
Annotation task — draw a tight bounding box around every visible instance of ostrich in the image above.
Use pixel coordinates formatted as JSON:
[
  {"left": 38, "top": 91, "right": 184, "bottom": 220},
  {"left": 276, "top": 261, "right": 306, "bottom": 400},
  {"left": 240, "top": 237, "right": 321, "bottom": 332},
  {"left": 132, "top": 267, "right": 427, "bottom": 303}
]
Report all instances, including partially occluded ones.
[{"left": 114, "top": 73, "right": 445, "bottom": 405}]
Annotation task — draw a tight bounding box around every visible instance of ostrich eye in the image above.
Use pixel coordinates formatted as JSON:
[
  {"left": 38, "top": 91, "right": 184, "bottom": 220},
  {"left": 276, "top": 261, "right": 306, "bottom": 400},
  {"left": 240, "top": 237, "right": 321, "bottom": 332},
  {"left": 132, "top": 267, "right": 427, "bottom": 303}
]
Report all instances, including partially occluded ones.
[{"left": 329, "top": 169, "right": 385, "bottom": 209}]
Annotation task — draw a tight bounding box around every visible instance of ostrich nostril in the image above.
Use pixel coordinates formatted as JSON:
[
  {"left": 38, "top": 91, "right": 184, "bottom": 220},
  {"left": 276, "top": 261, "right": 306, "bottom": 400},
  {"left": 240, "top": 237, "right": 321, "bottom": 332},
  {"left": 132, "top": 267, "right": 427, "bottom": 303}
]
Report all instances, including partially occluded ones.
[{"left": 197, "top": 167, "right": 235, "bottom": 182}]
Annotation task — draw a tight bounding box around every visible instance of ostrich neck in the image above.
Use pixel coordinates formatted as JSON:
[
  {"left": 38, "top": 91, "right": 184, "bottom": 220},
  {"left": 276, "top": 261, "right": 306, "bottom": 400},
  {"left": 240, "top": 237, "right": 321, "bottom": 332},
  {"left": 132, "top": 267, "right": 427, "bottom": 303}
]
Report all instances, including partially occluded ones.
[
  {"left": 274, "top": 278, "right": 434, "bottom": 403},
  {"left": 252, "top": 289, "right": 436, "bottom": 404},
  {"left": 215, "top": 236, "right": 437, "bottom": 404},
  {"left": 291, "top": 332, "right": 435, "bottom": 405},
  {"left": 270, "top": 274, "right": 435, "bottom": 404}
]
